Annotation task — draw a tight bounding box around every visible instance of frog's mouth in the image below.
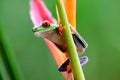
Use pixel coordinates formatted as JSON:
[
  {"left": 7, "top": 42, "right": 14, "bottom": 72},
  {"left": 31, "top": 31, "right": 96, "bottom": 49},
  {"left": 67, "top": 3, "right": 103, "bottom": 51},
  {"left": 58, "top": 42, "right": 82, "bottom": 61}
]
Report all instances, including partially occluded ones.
[
  {"left": 33, "top": 30, "right": 55, "bottom": 38},
  {"left": 33, "top": 30, "right": 49, "bottom": 37}
]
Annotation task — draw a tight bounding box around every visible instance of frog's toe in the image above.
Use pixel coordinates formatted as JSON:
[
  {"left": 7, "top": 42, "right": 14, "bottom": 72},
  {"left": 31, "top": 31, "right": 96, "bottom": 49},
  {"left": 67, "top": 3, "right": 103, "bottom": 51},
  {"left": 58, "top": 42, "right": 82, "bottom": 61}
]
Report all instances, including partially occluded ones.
[{"left": 80, "top": 56, "right": 88, "bottom": 66}]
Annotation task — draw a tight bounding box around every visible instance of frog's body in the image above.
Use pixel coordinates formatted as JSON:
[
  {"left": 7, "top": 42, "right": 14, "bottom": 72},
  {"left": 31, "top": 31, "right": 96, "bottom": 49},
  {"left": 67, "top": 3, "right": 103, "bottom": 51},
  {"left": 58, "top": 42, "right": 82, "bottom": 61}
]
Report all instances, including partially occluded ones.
[
  {"left": 33, "top": 24, "right": 67, "bottom": 52},
  {"left": 32, "top": 20, "right": 88, "bottom": 72}
]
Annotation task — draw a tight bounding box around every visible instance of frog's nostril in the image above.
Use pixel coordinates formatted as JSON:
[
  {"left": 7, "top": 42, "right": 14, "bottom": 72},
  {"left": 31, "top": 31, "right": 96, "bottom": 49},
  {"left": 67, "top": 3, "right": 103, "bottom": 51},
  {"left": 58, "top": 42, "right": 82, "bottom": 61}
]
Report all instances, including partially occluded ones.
[{"left": 32, "top": 28, "right": 36, "bottom": 33}]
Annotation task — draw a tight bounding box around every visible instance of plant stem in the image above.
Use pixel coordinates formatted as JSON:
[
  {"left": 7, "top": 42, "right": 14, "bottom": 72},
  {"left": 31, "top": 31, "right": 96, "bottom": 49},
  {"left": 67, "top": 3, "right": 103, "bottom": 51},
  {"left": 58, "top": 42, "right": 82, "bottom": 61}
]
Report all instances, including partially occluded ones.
[
  {"left": 0, "top": 26, "right": 23, "bottom": 80},
  {"left": 56, "top": 0, "right": 85, "bottom": 80},
  {"left": 0, "top": 55, "right": 7, "bottom": 80},
  {"left": 0, "top": 72, "right": 2, "bottom": 80}
]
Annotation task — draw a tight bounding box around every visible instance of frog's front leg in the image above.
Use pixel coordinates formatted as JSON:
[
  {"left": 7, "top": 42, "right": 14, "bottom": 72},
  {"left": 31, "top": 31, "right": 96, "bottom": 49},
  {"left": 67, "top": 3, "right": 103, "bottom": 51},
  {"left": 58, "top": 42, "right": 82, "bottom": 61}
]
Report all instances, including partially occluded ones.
[
  {"left": 54, "top": 25, "right": 67, "bottom": 52},
  {"left": 56, "top": 25, "right": 64, "bottom": 35}
]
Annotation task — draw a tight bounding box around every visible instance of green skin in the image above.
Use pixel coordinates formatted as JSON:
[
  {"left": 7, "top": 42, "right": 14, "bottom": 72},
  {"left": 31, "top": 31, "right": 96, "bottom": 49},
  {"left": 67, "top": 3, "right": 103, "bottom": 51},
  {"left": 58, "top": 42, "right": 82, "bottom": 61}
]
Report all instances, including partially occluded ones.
[{"left": 32, "top": 21, "right": 88, "bottom": 54}]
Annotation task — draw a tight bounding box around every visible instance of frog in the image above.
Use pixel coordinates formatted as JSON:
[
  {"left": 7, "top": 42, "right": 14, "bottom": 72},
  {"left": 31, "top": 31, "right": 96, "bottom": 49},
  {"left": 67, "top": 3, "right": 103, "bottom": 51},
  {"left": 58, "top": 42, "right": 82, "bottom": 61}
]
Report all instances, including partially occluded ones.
[{"left": 32, "top": 20, "right": 88, "bottom": 72}]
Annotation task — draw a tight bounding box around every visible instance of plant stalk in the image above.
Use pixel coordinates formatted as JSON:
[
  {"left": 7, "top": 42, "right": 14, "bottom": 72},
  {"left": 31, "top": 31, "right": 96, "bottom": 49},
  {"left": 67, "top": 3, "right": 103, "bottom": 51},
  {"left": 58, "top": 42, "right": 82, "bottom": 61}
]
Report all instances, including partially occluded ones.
[
  {"left": 0, "top": 26, "right": 23, "bottom": 80},
  {"left": 56, "top": 0, "right": 85, "bottom": 80}
]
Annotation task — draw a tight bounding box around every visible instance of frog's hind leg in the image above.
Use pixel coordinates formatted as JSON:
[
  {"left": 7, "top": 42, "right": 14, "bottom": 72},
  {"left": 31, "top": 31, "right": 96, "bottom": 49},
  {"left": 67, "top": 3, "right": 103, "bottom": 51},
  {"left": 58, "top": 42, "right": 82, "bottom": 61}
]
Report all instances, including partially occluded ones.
[{"left": 58, "top": 56, "right": 88, "bottom": 72}]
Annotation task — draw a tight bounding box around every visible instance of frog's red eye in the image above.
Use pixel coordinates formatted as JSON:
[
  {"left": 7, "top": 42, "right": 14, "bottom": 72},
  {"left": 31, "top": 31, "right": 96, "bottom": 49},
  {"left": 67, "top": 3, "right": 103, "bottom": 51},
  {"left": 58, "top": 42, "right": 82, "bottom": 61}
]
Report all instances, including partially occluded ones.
[{"left": 42, "top": 21, "right": 50, "bottom": 28}]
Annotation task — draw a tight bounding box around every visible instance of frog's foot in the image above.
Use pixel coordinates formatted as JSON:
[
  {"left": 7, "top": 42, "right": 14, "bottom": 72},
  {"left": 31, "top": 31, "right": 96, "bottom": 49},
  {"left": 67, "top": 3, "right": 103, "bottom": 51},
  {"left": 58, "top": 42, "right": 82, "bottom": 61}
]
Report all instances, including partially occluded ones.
[
  {"left": 58, "top": 56, "right": 88, "bottom": 72},
  {"left": 56, "top": 25, "right": 67, "bottom": 34},
  {"left": 79, "top": 56, "right": 88, "bottom": 65},
  {"left": 56, "top": 25, "right": 64, "bottom": 34}
]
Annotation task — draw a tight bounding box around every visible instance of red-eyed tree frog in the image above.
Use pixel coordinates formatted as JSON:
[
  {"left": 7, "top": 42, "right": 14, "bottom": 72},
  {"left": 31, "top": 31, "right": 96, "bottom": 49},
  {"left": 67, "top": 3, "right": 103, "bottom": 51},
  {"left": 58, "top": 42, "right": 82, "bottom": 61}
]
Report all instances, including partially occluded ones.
[{"left": 32, "top": 20, "right": 88, "bottom": 72}]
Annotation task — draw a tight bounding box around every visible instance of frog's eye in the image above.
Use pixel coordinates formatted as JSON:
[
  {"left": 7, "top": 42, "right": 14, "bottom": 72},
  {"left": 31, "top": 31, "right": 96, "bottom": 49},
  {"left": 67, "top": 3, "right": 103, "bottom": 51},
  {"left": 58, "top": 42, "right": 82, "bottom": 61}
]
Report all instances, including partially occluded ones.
[{"left": 42, "top": 21, "right": 50, "bottom": 28}]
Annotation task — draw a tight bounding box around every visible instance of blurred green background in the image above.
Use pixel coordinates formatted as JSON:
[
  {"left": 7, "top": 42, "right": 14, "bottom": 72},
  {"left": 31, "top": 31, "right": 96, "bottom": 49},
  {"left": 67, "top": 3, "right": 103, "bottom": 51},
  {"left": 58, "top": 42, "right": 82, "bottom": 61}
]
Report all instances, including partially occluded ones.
[{"left": 0, "top": 0, "right": 120, "bottom": 80}]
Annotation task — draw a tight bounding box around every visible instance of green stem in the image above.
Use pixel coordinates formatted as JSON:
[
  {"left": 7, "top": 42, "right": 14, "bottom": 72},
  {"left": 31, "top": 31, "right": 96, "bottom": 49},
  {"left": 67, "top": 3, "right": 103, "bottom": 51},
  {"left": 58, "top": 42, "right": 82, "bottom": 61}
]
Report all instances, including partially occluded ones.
[
  {"left": 0, "top": 26, "right": 23, "bottom": 80},
  {"left": 0, "top": 67, "right": 3, "bottom": 80},
  {"left": 0, "top": 55, "right": 7, "bottom": 80},
  {"left": 56, "top": 0, "right": 85, "bottom": 80},
  {"left": 0, "top": 72, "right": 2, "bottom": 80}
]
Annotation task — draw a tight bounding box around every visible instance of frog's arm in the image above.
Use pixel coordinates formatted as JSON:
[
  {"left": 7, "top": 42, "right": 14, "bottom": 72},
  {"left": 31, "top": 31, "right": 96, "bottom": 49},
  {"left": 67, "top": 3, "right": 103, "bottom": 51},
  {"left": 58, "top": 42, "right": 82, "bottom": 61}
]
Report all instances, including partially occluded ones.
[{"left": 55, "top": 24, "right": 88, "bottom": 53}]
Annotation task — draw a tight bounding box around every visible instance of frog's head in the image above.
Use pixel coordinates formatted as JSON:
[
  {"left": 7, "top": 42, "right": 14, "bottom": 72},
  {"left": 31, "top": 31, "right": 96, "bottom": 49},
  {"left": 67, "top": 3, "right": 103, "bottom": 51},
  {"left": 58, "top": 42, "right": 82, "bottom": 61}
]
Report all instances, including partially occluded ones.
[{"left": 32, "top": 20, "right": 58, "bottom": 37}]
